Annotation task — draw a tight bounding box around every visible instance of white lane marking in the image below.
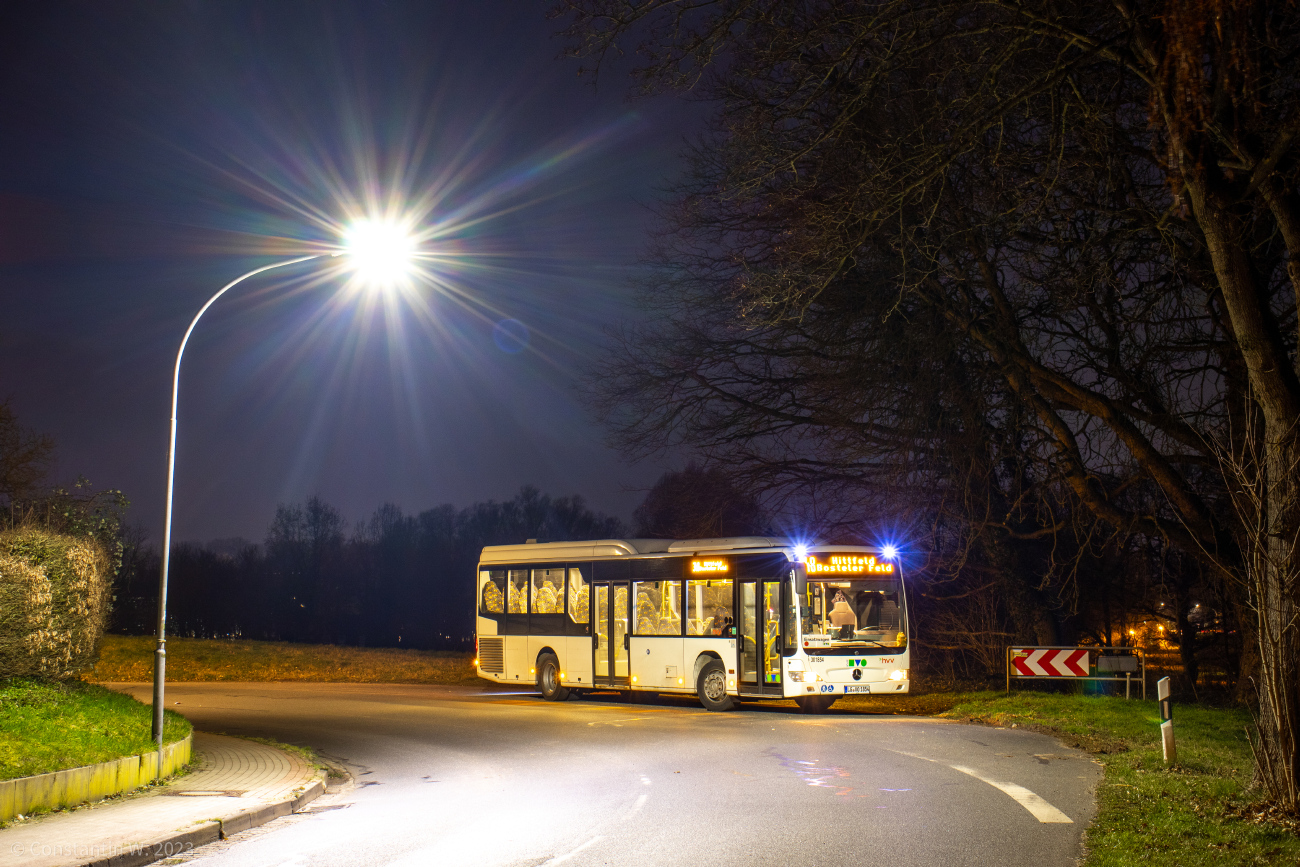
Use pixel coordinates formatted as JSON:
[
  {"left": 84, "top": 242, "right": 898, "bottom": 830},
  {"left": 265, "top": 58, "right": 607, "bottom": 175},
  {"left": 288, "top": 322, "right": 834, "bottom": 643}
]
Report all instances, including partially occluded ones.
[
  {"left": 948, "top": 765, "right": 1073, "bottom": 823},
  {"left": 539, "top": 835, "right": 604, "bottom": 867},
  {"left": 887, "top": 750, "right": 1073, "bottom": 824},
  {"left": 622, "top": 793, "right": 649, "bottom": 819},
  {"left": 640, "top": 775, "right": 652, "bottom": 785},
  {"left": 587, "top": 718, "right": 648, "bottom": 726}
]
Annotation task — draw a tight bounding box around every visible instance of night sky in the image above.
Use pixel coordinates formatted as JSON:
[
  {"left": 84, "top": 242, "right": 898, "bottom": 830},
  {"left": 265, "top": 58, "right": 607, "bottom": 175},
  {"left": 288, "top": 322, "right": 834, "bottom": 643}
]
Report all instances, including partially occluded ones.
[{"left": 0, "top": 1, "right": 699, "bottom": 544}]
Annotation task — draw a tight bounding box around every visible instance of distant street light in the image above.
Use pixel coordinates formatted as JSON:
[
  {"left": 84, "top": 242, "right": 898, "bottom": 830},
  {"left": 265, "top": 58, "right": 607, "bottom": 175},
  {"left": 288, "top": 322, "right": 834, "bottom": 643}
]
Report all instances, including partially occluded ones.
[{"left": 152, "top": 222, "right": 416, "bottom": 747}]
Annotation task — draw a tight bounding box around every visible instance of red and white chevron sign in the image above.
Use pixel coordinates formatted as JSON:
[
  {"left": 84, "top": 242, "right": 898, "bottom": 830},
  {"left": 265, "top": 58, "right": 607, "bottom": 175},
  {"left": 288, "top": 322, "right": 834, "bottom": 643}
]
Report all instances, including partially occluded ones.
[{"left": 1011, "top": 647, "right": 1090, "bottom": 677}]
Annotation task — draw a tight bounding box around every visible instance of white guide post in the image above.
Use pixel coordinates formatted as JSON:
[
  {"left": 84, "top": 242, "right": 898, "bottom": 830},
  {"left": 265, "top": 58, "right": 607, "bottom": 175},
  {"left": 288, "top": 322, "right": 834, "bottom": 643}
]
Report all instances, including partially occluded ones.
[{"left": 1157, "top": 676, "right": 1175, "bottom": 764}]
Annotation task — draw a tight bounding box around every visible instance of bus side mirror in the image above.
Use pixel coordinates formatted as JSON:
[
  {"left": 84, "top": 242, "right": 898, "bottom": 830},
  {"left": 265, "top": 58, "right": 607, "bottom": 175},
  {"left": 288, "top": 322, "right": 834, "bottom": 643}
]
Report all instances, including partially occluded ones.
[{"left": 792, "top": 566, "right": 807, "bottom": 597}]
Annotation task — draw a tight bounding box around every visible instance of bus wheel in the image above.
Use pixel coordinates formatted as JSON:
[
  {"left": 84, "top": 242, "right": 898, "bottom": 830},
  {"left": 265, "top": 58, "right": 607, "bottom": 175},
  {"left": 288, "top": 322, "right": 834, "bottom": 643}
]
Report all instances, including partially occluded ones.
[
  {"left": 537, "top": 654, "right": 569, "bottom": 701},
  {"left": 796, "top": 695, "right": 836, "bottom": 714},
  {"left": 697, "top": 659, "right": 734, "bottom": 712}
]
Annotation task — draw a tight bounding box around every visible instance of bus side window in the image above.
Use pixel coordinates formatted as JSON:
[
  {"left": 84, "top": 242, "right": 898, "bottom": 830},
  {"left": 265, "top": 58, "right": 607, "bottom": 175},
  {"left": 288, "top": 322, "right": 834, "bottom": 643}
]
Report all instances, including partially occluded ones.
[
  {"left": 634, "top": 580, "right": 681, "bottom": 635},
  {"left": 480, "top": 571, "right": 505, "bottom": 617},
  {"left": 507, "top": 570, "right": 529, "bottom": 613},
  {"left": 567, "top": 567, "right": 589, "bottom": 634},
  {"left": 532, "top": 568, "right": 563, "bottom": 613},
  {"left": 686, "top": 578, "right": 733, "bottom": 636}
]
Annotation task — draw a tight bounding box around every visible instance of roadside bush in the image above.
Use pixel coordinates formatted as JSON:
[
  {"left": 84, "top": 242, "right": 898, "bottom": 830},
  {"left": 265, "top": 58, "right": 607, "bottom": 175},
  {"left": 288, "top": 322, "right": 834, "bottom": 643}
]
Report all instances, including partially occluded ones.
[{"left": 0, "top": 528, "right": 112, "bottom": 679}]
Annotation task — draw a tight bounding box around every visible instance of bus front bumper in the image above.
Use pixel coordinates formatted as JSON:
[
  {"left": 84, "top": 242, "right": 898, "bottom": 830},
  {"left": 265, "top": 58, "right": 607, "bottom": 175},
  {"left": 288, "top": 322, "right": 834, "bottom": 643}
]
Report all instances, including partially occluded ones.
[{"left": 786, "top": 678, "right": 910, "bottom": 697}]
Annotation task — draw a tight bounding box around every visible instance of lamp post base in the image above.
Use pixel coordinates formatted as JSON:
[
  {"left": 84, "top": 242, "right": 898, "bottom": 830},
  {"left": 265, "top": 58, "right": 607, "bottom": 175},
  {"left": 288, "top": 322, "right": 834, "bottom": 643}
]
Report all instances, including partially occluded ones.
[{"left": 152, "top": 643, "right": 166, "bottom": 748}]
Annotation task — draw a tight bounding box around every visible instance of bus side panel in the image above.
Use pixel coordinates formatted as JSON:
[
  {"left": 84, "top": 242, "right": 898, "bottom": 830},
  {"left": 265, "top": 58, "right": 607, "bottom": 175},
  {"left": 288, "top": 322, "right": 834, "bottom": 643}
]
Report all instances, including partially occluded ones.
[
  {"left": 565, "top": 636, "right": 593, "bottom": 686},
  {"left": 629, "top": 637, "right": 690, "bottom": 691},
  {"left": 504, "top": 635, "right": 530, "bottom": 684}
]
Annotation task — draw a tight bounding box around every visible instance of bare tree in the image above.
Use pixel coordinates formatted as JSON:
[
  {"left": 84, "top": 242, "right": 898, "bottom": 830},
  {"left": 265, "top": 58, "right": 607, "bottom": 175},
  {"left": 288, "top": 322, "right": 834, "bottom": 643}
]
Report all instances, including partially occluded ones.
[{"left": 559, "top": 0, "right": 1300, "bottom": 809}]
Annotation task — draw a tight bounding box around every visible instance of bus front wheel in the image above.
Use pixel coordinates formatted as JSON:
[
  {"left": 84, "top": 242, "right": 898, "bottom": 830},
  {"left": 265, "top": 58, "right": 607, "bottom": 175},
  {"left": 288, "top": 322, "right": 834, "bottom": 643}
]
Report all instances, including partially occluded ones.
[
  {"left": 697, "top": 659, "right": 734, "bottom": 712},
  {"left": 796, "top": 695, "right": 836, "bottom": 714},
  {"left": 537, "top": 653, "right": 569, "bottom": 701}
]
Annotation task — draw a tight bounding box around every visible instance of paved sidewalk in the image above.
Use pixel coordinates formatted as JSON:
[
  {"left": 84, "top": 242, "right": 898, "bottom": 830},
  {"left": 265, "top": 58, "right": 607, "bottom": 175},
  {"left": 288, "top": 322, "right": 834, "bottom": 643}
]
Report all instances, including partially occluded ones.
[{"left": 0, "top": 734, "right": 323, "bottom": 867}]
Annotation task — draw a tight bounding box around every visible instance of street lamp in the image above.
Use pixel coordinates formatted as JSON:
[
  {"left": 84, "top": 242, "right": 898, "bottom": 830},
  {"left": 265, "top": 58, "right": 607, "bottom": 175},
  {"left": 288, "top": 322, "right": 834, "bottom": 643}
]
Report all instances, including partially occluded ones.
[{"left": 151, "top": 221, "right": 416, "bottom": 747}]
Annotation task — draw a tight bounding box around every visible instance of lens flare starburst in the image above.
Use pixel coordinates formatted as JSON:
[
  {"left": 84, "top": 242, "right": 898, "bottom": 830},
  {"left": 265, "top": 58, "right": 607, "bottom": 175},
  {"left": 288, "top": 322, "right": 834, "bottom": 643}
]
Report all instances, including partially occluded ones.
[{"left": 342, "top": 218, "right": 417, "bottom": 289}]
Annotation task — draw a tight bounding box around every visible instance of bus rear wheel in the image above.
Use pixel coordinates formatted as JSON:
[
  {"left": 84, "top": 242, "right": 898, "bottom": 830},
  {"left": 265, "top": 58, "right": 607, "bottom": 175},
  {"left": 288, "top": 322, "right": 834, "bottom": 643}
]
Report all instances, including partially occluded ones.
[
  {"left": 796, "top": 695, "right": 836, "bottom": 714},
  {"left": 697, "top": 659, "right": 734, "bottom": 712},
  {"left": 537, "top": 653, "right": 569, "bottom": 701}
]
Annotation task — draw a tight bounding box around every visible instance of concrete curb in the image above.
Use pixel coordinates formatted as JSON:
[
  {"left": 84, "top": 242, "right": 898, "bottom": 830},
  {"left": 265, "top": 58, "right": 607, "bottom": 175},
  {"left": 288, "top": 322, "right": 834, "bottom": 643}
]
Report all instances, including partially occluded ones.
[
  {"left": 0, "top": 736, "right": 193, "bottom": 824},
  {"left": 80, "top": 778, "right": 325, "bottom": 867}
]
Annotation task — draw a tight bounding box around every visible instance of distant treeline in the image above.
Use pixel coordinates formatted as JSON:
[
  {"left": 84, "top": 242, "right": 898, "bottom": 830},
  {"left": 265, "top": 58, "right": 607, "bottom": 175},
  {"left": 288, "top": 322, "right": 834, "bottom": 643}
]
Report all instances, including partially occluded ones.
[{"left": 111, "top": 487, "right": 624, "bottom": 651}]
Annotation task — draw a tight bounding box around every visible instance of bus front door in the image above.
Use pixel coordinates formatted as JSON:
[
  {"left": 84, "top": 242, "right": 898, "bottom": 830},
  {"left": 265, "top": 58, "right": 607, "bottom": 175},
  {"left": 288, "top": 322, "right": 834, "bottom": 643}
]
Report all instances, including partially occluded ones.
[
  {"left": 738, "top": 579, "right": 785, "bottom": 696},
  {"left": 593, "top": 581, "right": 630, "bottom": 687}
]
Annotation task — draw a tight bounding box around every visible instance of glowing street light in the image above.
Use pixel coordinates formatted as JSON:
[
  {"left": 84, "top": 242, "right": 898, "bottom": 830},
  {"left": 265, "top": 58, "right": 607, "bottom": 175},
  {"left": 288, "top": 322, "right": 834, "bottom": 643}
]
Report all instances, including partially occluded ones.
[
  {"left": 881, "top": 544, "right": 899, "bottom": 560},
  {"left": 343, "top": 217, "right": 417, "bottom": 288},
  {"left": 151, "top": 223, "right": 417, "bottom": 749}
]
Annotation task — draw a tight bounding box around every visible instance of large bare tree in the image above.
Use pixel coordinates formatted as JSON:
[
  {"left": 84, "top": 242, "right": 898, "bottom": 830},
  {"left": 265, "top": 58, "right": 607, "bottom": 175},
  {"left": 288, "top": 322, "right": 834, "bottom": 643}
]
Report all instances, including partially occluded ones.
[{"left": 560, "top": 0, "right": 1300, "bottom": 810}]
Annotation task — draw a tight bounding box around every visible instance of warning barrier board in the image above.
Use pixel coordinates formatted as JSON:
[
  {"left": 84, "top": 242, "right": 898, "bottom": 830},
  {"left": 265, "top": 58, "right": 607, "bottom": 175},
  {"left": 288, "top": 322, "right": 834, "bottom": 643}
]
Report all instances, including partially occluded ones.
[
  {"left": 1006, "top": 645, "right": 1146, "bottom": 699},
  {"left": 1010, "top": 647, "right": 1090, "bottom": 677}
]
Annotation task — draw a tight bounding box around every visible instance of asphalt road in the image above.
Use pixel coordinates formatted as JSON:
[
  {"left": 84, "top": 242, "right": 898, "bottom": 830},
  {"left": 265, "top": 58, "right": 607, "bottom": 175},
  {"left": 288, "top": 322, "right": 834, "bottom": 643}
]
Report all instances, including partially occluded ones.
[{"left": 116, "top": 683, "right": 1100, "bottom": 867}]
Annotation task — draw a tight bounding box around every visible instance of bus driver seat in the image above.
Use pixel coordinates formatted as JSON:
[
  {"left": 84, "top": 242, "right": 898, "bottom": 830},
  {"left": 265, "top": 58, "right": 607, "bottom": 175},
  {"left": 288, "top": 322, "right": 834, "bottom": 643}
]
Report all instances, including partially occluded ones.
[{"left": 829, "top": 592, "right": 857, "bottom": 639}]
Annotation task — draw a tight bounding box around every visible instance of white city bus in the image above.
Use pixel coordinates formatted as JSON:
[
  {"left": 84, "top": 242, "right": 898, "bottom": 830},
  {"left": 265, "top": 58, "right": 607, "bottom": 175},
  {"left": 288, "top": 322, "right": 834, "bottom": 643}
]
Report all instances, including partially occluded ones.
[{"left": 474, "top": 537, "right": 909, "bottom": 712}]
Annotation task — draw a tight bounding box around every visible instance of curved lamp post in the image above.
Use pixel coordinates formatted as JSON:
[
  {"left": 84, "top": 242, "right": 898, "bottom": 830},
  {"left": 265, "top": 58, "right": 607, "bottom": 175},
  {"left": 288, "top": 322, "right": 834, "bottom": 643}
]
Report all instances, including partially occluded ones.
[{"left": 152, "top": 223, "right": 415, "bottom": 745}]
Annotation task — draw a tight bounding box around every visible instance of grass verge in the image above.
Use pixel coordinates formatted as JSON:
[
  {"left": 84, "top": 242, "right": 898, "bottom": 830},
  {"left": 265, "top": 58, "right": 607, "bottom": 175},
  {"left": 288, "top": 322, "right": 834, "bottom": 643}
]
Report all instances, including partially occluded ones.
[
  {"left": 930, "top": 691, "right": 1299, "bottom": 866},
  {"left": 0, "top": 678, "right": 190, "bottom": 781},
  {"left": 86, "top": 634, "right": 480, "bottom": 685}
]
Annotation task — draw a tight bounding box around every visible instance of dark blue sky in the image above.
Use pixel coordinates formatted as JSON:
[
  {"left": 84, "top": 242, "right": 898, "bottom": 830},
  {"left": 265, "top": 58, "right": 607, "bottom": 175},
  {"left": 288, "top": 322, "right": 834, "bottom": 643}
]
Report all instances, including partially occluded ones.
[{"left": 0, "top": 1, "right": 699, "bottom": 543}]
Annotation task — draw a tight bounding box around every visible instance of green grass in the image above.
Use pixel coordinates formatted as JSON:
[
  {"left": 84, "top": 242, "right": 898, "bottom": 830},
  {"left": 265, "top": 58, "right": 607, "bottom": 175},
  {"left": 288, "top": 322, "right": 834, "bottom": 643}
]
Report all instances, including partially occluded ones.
[
  {"left": 0, "top": 678, "right": 190, "bottom": 781},
  {"left": 938, "top": 691, "right": 1300, "bottom": 866},
  {"left": 86, "top": 634, "right": 480, "bottom": 685}
]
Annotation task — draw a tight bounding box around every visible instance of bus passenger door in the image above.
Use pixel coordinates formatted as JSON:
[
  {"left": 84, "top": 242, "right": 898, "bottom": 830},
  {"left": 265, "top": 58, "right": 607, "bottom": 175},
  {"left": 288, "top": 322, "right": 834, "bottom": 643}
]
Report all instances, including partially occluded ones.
[
  {"left": 737, "top": 578, "right": 785, "bottom": 695},
  {"left": 738, "top": 581, "right": 759, "bottom": 688},
  {"left": 593, "top": 581, "right": 630, "bottom": 687}
]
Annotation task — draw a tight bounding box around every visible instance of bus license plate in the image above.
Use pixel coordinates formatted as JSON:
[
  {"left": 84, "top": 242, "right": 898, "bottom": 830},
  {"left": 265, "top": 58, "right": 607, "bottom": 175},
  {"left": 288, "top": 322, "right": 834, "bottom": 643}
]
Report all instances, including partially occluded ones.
[{"left": 845, "top": 685, "right": 871, "bottom": 693}]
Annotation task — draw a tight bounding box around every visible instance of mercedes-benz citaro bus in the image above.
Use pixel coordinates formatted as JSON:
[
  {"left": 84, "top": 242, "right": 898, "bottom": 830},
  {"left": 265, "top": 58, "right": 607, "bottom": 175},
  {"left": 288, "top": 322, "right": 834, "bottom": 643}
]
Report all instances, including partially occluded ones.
[{"left": 473, "top": 537, "right": 908, "bottom": 712}]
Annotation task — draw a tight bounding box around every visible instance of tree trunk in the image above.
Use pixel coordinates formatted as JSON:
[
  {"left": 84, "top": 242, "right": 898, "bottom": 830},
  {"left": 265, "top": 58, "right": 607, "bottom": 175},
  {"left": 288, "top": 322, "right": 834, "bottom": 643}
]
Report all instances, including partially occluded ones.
[
  {"left": 1251, "top": 437, "right": 1300, "bottom": 810},
  {"left": 1187, "top": 177, "right": 1300, "bottom": 811}
]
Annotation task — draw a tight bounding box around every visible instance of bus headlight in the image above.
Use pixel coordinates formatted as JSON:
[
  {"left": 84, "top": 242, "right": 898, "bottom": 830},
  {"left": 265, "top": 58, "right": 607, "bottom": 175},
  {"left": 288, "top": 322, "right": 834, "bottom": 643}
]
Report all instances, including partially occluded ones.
[
  {"left": 789, "top": 671, "right": 806, "bottom": 682},
  {"left": 889, "top": 669, "right": 907, "bottom": 681}
]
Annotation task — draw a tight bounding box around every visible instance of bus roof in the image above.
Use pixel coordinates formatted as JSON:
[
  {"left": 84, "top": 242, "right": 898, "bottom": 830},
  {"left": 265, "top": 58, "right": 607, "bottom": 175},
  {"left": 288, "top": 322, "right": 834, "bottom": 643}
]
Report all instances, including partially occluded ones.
[{"left": 477, "top": 538, "right": 887, "bottom": 565}]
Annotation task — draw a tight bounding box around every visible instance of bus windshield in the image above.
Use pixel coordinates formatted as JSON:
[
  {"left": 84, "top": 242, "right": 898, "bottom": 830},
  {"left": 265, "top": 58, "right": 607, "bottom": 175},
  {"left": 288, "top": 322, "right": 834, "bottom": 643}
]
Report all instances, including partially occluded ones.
[{"left": 801, "top": 578, "right": 906, "bottom": 654}]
